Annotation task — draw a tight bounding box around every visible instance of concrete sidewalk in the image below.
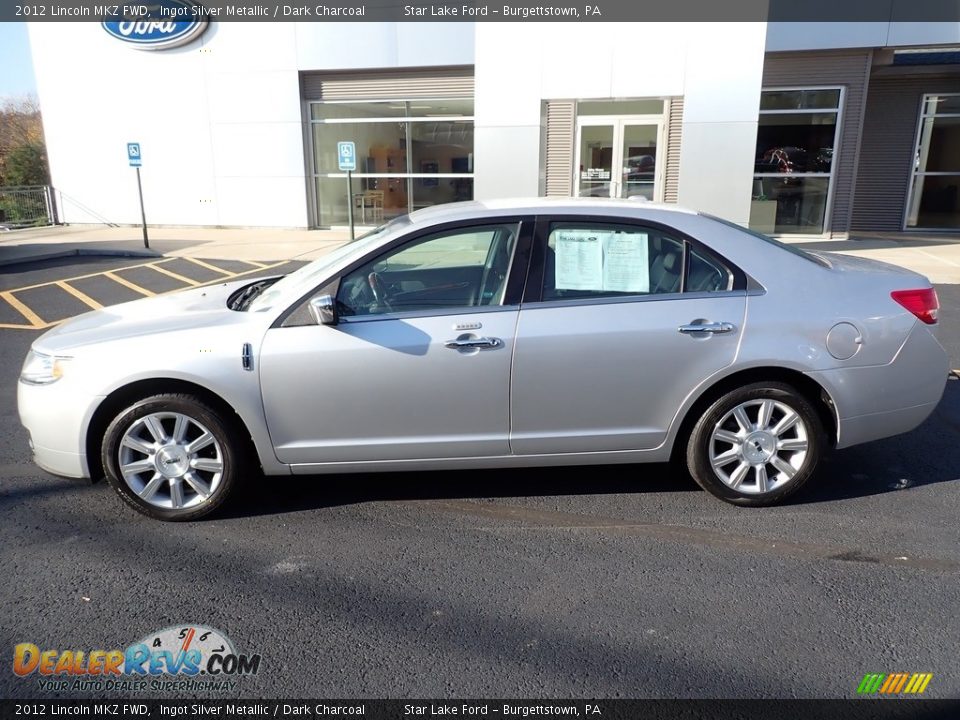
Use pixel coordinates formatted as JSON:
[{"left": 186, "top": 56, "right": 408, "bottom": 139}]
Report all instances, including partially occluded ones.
[
  {"left": 0, "top": 224, "right": 355, "bottom": 267},
  {"left": 2, "top": 223, "right": 960, "bottom": 283}
]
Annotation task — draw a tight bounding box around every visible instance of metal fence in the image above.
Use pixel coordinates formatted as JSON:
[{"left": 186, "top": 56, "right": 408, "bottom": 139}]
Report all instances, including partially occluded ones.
[{"left": 0, "top": 186, "right": 56, "bottom": 230}]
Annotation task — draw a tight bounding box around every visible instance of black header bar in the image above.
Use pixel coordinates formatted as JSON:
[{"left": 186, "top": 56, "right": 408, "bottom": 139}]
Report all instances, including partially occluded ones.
[
  {"left": 3, "top": 700, "right": 960, "bottom": 720},
  {"left": 6, "top": 0, "right": 960, "bottom": 22}
]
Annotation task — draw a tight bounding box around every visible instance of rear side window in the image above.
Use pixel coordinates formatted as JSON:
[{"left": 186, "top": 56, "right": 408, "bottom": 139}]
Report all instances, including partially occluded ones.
[
  {"left": 687, "top": 246, "right": 734, "bottom": 293},
  {"left": 541, "top": 222, "right": 732, "bottom": 301}
]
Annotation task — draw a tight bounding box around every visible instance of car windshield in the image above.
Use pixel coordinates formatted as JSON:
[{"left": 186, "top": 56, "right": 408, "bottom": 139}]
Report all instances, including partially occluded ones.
[{"left": 246, "top": 216, "right": 411, "bottom": 312}]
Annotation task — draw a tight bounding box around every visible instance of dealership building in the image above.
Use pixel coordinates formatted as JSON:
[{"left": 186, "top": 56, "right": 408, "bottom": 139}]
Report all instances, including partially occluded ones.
[{"left": 27, "top": 20, "right": 960, "bottom": 236}]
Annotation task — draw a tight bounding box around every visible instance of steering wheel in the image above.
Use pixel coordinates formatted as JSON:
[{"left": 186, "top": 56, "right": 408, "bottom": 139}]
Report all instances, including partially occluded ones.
[{"left": 367, "top": 271, "right": 393, "bottom": 311}]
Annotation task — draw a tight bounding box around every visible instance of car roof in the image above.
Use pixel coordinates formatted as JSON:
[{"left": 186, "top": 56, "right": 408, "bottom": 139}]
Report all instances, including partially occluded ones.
[{"left": 406, "top": 197, "right": 699, "bottom": 226}]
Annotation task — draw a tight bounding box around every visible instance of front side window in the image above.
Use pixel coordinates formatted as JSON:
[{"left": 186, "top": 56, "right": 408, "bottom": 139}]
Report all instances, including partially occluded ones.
[
  {"left": 337, "top": 223, "right": 518, "bottom": 317},
  {"left": 541, "top": 223, "right": 732, "bottom": 302}
]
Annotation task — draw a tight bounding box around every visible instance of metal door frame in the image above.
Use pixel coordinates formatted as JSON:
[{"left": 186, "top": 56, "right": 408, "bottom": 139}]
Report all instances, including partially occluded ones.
[{"left": 573, "top": 114, "right": 666, "bottom": 202}]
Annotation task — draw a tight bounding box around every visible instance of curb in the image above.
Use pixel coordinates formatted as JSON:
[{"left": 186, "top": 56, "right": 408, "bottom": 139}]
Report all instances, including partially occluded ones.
[{"left": 0, "top": 247, "right": 162, "bottom": 269}]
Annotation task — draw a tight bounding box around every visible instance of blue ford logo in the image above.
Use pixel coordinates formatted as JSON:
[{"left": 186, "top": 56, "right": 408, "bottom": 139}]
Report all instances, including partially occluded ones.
[{"left": 102, "top": 1, "right": 208, "bottom": 51}]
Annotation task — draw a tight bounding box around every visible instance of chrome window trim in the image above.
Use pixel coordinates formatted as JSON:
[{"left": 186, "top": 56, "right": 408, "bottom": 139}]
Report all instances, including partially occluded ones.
[
  {"left": 337, "top": 303, "right": 520, "bottom": 324},
  {"left": 518, "top": 290, "right": 748, "bottom": 312}
]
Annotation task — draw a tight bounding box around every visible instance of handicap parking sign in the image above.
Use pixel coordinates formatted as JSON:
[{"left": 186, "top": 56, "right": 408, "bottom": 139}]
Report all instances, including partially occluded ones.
[
  {"left": 127, "top": 142, "right": 142, "bottom": 167},
  {"left": 337, "top": 141, "right": 356, "bottom": 171}
]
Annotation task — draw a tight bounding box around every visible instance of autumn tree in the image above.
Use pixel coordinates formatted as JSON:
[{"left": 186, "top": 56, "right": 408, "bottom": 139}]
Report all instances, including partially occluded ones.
[{"left": 0, "top": 95, "right": 49, "bottom": 187}]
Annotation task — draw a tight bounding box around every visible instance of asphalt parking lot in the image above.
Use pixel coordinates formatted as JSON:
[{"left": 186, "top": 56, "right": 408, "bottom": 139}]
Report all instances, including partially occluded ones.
[
  {"left": 0, "top": 255, "right": 301, "bottom": 330},
  {"left": 1, "top": 255, "right": 959, "bottom": 700}
]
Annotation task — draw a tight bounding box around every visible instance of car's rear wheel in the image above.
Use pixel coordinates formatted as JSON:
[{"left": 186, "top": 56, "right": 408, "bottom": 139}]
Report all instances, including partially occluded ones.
[
  {"left": 686, "top": 382, "right": 824, "bottom": 506},
  {"left": 102, "top": 394, "right": 241, "bottom": 521}
]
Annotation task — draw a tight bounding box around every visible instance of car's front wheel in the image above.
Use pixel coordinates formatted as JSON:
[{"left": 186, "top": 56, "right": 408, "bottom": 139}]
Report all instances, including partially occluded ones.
[
  {"left": 686, "top": 382, "right": 825, "bottom": 506},
  {"left": 102, "top": 394, "right": 241, "bottom": 521}
]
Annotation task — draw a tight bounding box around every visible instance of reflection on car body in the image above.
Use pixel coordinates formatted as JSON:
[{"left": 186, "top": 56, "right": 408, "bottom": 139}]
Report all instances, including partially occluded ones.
[{"left": 18, "top": 198, "right": 949, "bottom": 520}]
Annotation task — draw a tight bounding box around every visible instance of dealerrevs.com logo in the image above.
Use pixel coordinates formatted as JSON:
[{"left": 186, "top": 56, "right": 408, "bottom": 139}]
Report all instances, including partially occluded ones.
[{"left": 13, "top": 625, "right": 261, "bottom": 693}]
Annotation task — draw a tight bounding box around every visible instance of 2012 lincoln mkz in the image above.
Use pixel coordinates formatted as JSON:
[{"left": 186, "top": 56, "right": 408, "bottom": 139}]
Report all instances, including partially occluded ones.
[{"left": 17, "top": 199, "right": 949, "bottom": 520}]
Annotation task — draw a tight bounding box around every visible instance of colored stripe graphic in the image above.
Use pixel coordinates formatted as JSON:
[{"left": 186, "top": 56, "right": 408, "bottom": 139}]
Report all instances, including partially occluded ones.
[{"left": 857, "top": 673, "right": 932, "bottom": 695}]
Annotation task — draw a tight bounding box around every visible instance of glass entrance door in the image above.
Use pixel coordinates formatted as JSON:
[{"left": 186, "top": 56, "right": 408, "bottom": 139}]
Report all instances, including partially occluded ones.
[
  {"left": 575, "top": 116, "right": 664, "bottom": 200},
  {"left": 906, "top": 94, "right": 960, "bottom": 230}
]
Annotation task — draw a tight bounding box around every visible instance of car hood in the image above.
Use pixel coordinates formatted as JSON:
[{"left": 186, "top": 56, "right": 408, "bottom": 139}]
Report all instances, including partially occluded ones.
[{"left": 33, "top": 280, "right": 260, "bottom": 354}]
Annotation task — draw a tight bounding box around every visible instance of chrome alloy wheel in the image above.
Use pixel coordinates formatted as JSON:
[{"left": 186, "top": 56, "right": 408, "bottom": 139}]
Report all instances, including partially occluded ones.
[
  {"left": 708, "top": 398, "right": 809, "bottom": 494},
  {"left": 118, "top": 412, "right": 224, "bottom": 510}
]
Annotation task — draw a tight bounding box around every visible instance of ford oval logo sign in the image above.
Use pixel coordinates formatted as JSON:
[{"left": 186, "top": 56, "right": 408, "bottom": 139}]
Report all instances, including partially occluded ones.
[{"left": 102, "top": 1, "right": 208, "bottom": 51}]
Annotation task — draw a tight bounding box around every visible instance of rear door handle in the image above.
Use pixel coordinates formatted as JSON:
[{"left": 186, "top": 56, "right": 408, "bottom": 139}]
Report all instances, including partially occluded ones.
[
  {"left": 444, "top": 336, "right": 503, "bottom": 350},
  {"left": 678, "top": 321, "right": 736, "bottom": 335}
]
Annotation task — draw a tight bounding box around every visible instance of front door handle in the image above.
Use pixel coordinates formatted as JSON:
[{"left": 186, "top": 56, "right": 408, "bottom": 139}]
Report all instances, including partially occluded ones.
[
  {"left": 444, "top": 336, "right": 503, "bottom": 350},
  {"left": 678, "top": 321, "right": 736, "bottom": 335}
]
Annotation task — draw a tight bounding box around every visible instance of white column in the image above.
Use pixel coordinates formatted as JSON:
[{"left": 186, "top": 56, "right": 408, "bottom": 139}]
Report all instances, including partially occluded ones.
[{"left": 677, "top": 23, "right": 767, "bottom": 226}]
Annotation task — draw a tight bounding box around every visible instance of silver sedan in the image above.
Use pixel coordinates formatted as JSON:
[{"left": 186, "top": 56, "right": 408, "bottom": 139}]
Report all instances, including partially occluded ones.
[{"left": 18, "top": 199, "right": 949, "bottom": 520}]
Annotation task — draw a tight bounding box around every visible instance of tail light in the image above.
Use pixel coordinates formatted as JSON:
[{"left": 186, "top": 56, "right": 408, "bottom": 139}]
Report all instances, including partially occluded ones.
[{"left": 891, "top": 288, "right": 939, "bottom": 324}]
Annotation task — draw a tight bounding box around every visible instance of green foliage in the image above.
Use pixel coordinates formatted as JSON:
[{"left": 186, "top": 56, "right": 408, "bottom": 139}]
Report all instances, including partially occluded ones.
[{"left": 3, "top": 142, "right": 49, "bottom": 187}]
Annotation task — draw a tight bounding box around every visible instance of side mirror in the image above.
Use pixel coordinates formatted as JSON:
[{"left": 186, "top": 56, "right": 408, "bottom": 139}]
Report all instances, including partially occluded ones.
[{"left": 308, "top": 294, "right": 338, "bottom": 326}]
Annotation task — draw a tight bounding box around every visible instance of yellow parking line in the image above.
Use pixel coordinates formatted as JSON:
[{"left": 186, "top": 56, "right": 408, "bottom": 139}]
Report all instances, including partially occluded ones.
[
  {"left": 0, "top": 259, "right": 292, "bottom": 331},
  {"left": 104, "top": 271, "right": 156, "bottom": 297},
  {"left": 56, "top": 281, "right": 103, "bottom": 310},
  {"left": 0, "top": 290, "right": 46, "bottom": 328},
  {"left": 187, "top": 261, "right": 290, "bottom": 288},
  {"left": 147, "top": 263, "right": 201, "bottom": 286},
  {"left": 8, "top": 258, "right": 175, "bottom": 293},
  {"left": 183, "top": 257, "right": 236, "bottom": 276}
]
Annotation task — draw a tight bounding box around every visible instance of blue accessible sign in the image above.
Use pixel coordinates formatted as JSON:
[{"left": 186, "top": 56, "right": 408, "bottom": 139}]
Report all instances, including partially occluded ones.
[
  {"left": 337, "top": 141, "right": 356, "bottom": 171},
  {"left": 127, "top": 142, "right": 142, "bottom": 167}
]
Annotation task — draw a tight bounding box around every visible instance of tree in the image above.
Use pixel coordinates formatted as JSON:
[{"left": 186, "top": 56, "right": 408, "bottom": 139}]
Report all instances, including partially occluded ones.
[
  {"left": 0, "top": 95, "right": 49, "bottom": 187},
  {"left": 4, "top": 143, "right": 48, "bottom": 186}
]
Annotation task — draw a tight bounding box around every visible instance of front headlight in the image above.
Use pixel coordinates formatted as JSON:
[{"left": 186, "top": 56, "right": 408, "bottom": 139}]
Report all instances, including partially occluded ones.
[{"left": 20, "top": 350, "right": 71, "bottom": 385}]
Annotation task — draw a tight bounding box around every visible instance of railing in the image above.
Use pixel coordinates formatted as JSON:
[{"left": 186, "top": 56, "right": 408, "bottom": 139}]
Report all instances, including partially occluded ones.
[{"left": 0, "top": 186, "right": 57, "bottom": 230}]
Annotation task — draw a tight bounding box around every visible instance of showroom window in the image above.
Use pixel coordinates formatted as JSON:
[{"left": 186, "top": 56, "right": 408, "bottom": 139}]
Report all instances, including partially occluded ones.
[
  {"left": 309, "top": 99, "right": 474, "bottom": 227},
  {"left": 750, "top": 88, "right": 842, "bottom": 235},
  {"left": 906, "top": 94, "right": 960, "bottom": 230}
]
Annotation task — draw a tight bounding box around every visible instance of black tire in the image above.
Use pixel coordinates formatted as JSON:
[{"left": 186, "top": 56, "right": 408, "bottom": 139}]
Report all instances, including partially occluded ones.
[
  {"left": 686, "top": 382, "right": 825, "bottom": 507},
  {"left": 102, "top": 393, "right": 242, "bottom": 521}
]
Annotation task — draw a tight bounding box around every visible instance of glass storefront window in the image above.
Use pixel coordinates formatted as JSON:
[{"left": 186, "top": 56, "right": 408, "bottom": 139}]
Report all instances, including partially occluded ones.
[
  {"left": 907, "top": 94, "right": 960, "bottom": 229},
  {"left": 309, "top": 98, "right": 474, "bottom": 226},
  {"left": 750, "top": 177, "right": 830, "bottom": 235},
  {"left": 760, "top": 89, "right": 841, "bottom": 111},
  {"left": 914, "top": 115, "right": 960, "bottom": 173},
  {"left": 578, "top": 99, "right": 664, "bottom": 116},
  {"left": 577, "top": 124, "right": 614, "bottom": 198},
  {"left": 751, "top": 88, "right": 841, "bottom": 235},
  {"left": 311, "top": 99, "right": 474, "bottom": 121},
  {"left": 312, "top": 121, "right": 408, "bottom": 175},
  {"left": 409, "top": 121, "right": 474, "bottom": 175},
  {"left": 412, "top": 178, "right": 474, "bottom": 213},
  {"left": 755, "top": 113, "right": 837, "bottom": 174},
  {"left": 922, "top": 94, "right": 960, "bottom": 115}
]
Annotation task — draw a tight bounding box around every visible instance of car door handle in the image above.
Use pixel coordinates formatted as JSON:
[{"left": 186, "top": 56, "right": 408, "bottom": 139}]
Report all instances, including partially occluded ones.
[
  {"left": 444, "top": 336, "right": 503, "bottom": 350},
  {"left": 678, "top": 321, "right": 736, "bottom": 335}
]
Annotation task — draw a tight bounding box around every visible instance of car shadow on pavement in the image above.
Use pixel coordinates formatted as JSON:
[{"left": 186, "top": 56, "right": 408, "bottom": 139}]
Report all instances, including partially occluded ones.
[
  {"left": 791, "top": 376, "right": 960, "bottom": 504},
  {"left": 224, "top": 378, "right": 960, "bottom": 519},
  {"left": 224, "top": 462, "right": 700, "bottom": 520},
  {"left": 0, "top": 240, "right": 200, "bottom": 272}
]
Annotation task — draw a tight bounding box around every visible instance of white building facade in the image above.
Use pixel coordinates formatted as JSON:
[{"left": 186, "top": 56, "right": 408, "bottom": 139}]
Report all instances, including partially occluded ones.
[{"left": 27, "top": 20, "right": 960, "bottom": 235}]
